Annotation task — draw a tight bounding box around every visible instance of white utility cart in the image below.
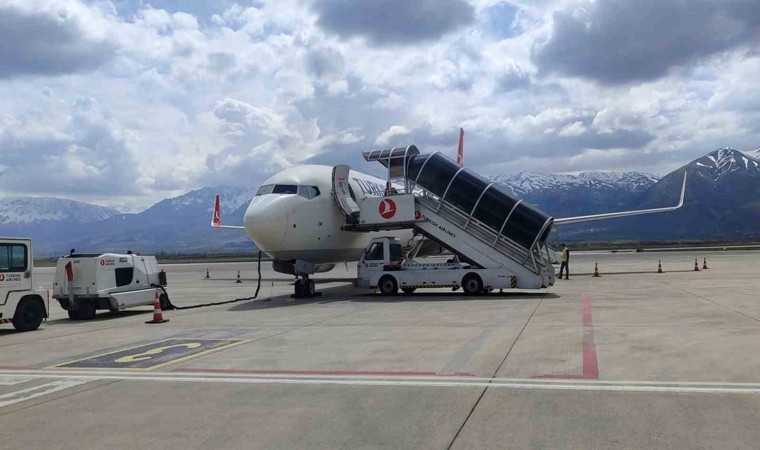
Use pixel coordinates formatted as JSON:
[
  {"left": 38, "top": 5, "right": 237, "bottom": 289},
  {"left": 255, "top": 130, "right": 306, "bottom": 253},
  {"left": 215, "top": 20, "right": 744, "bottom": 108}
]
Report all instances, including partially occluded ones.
[{"left": 53, "top": 253, "right": 168, "bottom": 320}]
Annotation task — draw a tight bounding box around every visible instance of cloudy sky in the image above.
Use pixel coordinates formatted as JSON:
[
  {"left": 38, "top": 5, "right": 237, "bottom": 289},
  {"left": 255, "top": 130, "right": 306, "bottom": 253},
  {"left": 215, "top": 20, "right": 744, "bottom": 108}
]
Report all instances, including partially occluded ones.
[{"left": 1, "top": 0, "right": 760, "bottom": 211}]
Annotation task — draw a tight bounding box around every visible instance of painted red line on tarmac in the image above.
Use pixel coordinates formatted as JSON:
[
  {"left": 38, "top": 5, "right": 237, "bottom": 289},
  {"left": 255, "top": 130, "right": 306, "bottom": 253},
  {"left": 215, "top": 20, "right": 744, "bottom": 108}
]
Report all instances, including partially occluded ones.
[
  {"left": 580, "top": 293, "right": 599, "bottom": 379},
  {"left": 535, "top": 292, "right": 599, "bottom": 380},
  {"left": 172, "top": 368, "right": 476, "bottom": 377}
]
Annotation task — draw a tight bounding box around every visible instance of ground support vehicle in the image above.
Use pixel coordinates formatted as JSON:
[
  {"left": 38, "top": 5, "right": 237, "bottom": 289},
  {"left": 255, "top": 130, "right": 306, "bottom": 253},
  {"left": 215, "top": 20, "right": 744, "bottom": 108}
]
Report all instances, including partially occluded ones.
[
  {"left": 358, "top": 236, "right": 517, "bottom": 295},
  {"left": 53, "top": 253, "right": 168, "bottom": 320},
  {"left": 333, "top": 147, "right": 555, "bottom": 291},
  {"left": 0, "top": 238, "right": 49, "bottom": 332}
]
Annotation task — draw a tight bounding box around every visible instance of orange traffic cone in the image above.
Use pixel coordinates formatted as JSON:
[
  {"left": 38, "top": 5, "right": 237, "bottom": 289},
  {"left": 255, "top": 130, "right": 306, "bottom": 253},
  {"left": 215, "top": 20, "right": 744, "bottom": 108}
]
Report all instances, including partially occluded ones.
[
  {"left": 702, "top": 257, "right": 709, "bottom": 270},
  {"left": 145, "top": 291, "right": 168, "bottom": 324},
  {"left": 205, "top": 268, "right": 210, "bottom": 279},
  {"left": 236, "top": 271, "right": 243, "bottom": 284},
  {"left": 694, "top": 259, "right": 700, "bottom": 272},
  {"left": 657, "top": 260, "right": 663, "bottom": 274},
  {"left": 593, "top": 262, "right": 601, "bottom": 277}
]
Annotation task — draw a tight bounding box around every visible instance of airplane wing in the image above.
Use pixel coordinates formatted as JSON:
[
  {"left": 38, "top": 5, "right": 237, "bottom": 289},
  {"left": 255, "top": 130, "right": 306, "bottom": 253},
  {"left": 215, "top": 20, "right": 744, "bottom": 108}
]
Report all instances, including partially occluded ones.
[
  {"left": 554, "top": 171, "right": 687, "bottom": 226},
  {"left": 211, "top": 195, "right": 246, "bottom": 230}
]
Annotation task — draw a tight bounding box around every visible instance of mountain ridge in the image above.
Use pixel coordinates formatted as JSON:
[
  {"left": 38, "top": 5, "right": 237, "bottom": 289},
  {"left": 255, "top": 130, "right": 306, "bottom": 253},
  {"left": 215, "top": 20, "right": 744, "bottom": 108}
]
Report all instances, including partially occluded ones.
[{"left": 2, "top": 147, "right": 758, "bottom": 254}]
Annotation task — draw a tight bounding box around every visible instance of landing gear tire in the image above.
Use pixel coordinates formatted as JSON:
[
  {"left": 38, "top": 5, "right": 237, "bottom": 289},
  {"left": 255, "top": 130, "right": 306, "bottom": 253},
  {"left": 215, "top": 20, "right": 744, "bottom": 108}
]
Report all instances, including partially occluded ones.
[
  {"left": 401, "top": 287, "right": 416, "bottom": 295},
  {"left": 294, "top": 278, "right": 316, "bottom": 298},
  {"left": 462, "top": 274, "right": 483, "bottom": 296},
  {"left": 67, "top": 301, "right": 96, "bottom": 321},
  {"left": 378, "top": 275, "right": 398, "bottom": 296},
  {"left": 12, "top": 299, "right": 45, "bottom": 332}
]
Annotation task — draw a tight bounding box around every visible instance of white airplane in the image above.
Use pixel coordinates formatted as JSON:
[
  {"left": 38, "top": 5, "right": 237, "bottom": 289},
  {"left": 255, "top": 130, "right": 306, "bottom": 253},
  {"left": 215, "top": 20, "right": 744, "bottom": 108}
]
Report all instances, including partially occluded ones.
[{"left": 213, "top": 134, "right": 687, "bottom": 297}]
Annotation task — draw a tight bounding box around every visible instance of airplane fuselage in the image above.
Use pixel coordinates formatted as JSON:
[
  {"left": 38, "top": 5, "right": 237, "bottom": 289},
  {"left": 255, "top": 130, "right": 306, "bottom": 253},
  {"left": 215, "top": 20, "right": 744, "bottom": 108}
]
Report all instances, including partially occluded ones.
[{"left": 244, "top": 165, "right": 411, "bottom": 272}]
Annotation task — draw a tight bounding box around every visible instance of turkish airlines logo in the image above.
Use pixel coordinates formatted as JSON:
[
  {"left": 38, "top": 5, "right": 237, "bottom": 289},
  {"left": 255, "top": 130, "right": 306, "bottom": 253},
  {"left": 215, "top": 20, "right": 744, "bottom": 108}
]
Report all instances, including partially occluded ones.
[
  {"left": 213, "top": 209, "right": 221, "bottom": 224},
  {"left": 0, "top": 274, "right": 4, "bottom": 282},
  {"left": 379, "top": 198, "right": 397, "bottom": 219}
]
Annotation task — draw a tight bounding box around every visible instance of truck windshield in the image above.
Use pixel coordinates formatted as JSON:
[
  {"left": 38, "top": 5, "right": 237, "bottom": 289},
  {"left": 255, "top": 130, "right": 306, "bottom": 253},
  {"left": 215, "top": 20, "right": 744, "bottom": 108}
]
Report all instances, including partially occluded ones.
[
  {"left": 365, "top": 243, "right": 384, "bottom": 261},
  {"left": 0, "top": 244, "right": 27, "bottom": 272}
]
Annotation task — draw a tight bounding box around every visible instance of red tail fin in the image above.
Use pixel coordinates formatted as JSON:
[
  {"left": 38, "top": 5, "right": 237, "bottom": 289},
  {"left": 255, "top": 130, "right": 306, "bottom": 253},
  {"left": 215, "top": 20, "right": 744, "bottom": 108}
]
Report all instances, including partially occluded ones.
[
  {"left": 457, "top": 128, "right": 464, "bottom": 166},
  {"left": 212, "top": 195, "right": 222, "bottom": 227}
]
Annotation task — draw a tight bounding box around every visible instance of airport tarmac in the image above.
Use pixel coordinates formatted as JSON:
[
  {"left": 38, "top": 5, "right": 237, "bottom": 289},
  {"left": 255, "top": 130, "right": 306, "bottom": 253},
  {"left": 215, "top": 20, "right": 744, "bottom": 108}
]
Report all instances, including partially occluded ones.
[{"left": 1, "top": 250, "right": 759, "bottom": 449}]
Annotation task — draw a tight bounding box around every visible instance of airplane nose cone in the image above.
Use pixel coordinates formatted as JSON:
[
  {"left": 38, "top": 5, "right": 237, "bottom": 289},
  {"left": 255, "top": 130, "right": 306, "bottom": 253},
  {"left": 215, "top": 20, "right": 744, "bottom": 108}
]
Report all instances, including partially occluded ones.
[{"left": 244, "top": 197, "right": 287, "bottom": 252}]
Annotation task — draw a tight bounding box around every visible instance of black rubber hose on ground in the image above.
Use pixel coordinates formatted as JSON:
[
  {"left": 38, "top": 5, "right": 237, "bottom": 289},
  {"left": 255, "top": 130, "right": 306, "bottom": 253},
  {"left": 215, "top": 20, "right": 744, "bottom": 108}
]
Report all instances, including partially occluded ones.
[{"left": 156, "top": 251, "right": 263, "bottom": 310}]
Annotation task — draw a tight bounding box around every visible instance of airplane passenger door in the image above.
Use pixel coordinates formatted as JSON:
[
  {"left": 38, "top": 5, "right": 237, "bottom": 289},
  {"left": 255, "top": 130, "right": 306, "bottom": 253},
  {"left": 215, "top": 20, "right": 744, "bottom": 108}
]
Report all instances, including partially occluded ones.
[{"left": 332, "top": 164, "right": 361, "bottom": 224}]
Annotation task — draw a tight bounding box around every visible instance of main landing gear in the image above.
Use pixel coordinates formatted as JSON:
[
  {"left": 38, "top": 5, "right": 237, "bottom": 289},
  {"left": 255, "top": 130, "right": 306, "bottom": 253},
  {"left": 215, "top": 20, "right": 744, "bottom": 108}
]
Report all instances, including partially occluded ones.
[{"left": 294, "top": 275, "right": 317, "bottom": 298}]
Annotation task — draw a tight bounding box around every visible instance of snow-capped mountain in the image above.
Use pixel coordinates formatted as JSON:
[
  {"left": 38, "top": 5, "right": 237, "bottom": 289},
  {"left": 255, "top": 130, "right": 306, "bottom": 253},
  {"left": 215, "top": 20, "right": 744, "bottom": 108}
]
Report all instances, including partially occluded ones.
[
  {"left": 748, "top": 148, "right": 760, "bottom": 161},
  {"left": 489, "top": 170, "right": 660, "bottom": 218},
  {"left": 143, "top": 186, "right": 256, "bottom": 218},
  {"left": 557, "top": 147, "right": 760, "bottom": 241},
  {"left": 491, "top": 171, "right": 659, "bottom": 196},
  {"left": 691, "top": 148, "right": 760, "bottom": 179},
  {"left": 0, "top": 197, "right": 119, "bottom": 226},
  {"left": 3, "top": 147, "right": 758, "bottom": 255}
]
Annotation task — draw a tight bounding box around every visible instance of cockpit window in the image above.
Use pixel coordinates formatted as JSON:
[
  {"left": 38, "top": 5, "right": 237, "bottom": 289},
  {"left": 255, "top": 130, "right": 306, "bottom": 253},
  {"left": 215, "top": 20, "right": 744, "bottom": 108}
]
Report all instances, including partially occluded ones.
[
  {"left": 298, "top": 185, "right": 321, "bottom": 199},
  {"left": 256, "top": 185, "right": 274, "bottom": 196},
  {"left": 256, "top": 184, "right": 321, "bottom": 199},
  {"left": 272, "top": 184, "right": 298, "bottom": 195}
]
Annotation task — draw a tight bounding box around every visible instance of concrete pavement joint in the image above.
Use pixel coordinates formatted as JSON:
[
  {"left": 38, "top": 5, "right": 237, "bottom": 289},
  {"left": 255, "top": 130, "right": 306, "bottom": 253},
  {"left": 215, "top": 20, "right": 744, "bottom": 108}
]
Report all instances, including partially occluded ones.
[{"left": 445, "top": 294, "right": 545, "bottom": 450}]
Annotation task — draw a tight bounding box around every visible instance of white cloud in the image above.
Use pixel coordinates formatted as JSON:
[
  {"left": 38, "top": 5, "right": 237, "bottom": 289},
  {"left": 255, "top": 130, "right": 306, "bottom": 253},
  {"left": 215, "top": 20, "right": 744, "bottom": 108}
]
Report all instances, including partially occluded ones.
[
  {"left": 1, "top": 0, "right": 759, "bottom": 210},
  {"left": 375, "top": 125, "right": 412, "bottom": 146}
]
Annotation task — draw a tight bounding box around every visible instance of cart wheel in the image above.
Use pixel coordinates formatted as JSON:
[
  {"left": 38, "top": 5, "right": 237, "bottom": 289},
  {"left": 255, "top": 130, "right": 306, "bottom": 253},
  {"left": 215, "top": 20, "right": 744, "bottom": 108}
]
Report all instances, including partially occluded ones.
[
  {"left": 12, "top": 298, "right": 45, "bottom": 332},
  {"left": 462, "top": 274, "right": 483, "bottom": 295},
  {"left": 378, "top": 275, "right": 398, "bottom": 296},
  {"left": 68, "top": 301, "right": 96, "bottom": 320}
]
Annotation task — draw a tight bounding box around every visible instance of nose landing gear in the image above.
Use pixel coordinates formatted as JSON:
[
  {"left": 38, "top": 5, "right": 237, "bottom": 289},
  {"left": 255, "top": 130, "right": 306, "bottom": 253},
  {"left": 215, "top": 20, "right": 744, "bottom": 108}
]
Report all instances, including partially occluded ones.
[{"left": 294, "top": 275, "right": 317, "bottom": 298}]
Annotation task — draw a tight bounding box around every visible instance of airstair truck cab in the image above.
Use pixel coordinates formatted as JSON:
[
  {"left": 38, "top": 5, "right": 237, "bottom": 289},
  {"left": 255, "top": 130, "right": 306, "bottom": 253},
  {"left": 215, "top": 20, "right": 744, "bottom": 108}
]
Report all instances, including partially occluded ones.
[
  {"left": 0, "top": 238, "right": 48, "bottom": 332},
  {"left": 53, "top": 253, "right": 168, "bottom": 320}
]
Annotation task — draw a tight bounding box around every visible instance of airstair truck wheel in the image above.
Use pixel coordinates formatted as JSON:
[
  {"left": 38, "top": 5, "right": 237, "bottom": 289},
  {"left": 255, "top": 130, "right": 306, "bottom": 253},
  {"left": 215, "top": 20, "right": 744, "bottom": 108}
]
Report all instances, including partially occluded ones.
[
  {"left": 378, "top": 275, "right": 398, "bottom": 296},
  {"left": 462, "top": 274, "right": 483, "bottom": 295}
]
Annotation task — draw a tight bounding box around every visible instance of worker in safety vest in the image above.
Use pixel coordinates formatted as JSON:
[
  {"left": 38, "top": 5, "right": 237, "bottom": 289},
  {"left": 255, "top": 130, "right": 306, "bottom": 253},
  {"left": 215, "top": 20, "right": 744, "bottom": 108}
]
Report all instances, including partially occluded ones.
[{"left": 559, "top": 243, "right": 570, "bottom": 280}]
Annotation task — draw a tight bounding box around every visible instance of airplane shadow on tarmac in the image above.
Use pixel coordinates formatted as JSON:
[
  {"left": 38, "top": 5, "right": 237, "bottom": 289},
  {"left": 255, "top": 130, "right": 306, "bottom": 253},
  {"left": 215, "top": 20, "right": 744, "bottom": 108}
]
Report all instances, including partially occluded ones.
[{"left": 228, "top": 287, "right": 557, "bottom": 312}]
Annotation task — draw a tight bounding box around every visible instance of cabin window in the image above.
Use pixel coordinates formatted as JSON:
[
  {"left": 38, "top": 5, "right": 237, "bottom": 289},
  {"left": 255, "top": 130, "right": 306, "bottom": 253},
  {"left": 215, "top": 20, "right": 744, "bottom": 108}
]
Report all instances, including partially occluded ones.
[
  {"left": 115, "top": 267, "right": 134, "bottom": 287},
  {"left": 389, "top": 243, "right": 403, "bottom": 262},
  {"left": 0, "top": 244, "right": 27, "bottom": 272}
]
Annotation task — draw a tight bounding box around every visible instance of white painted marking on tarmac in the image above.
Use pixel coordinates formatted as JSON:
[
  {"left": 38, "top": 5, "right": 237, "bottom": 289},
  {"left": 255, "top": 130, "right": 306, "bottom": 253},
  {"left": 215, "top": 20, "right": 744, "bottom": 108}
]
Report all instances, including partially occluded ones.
[
  {"left": 0, "top": 370, "right": 759, "bottom": 395},
  {"left": 0, "top": 377, "right": 30, "bottom": 386},
  {"left": 0, "top": 379, "right": 89, "bottom": 408}
]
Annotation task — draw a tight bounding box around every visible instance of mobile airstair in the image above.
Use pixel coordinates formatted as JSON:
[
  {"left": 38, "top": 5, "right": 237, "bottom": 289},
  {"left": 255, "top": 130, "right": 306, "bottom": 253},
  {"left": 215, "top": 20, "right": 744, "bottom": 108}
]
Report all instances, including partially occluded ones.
[{"left": 332, "top": 146, "right": 555, "bottom": 289}]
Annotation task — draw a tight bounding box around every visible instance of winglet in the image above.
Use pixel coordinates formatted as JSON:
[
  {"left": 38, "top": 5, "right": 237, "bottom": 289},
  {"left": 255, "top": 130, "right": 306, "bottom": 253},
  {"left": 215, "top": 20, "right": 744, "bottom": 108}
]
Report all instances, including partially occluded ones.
[
  {"left": 212, "top": 195, "right": 222, "bottom": 227},
  {"left": 677, "top": 170, "right": 687, "bottom": 208},
  {"left": 457, "top": 128, "right": 464, "bottom": 166}
]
